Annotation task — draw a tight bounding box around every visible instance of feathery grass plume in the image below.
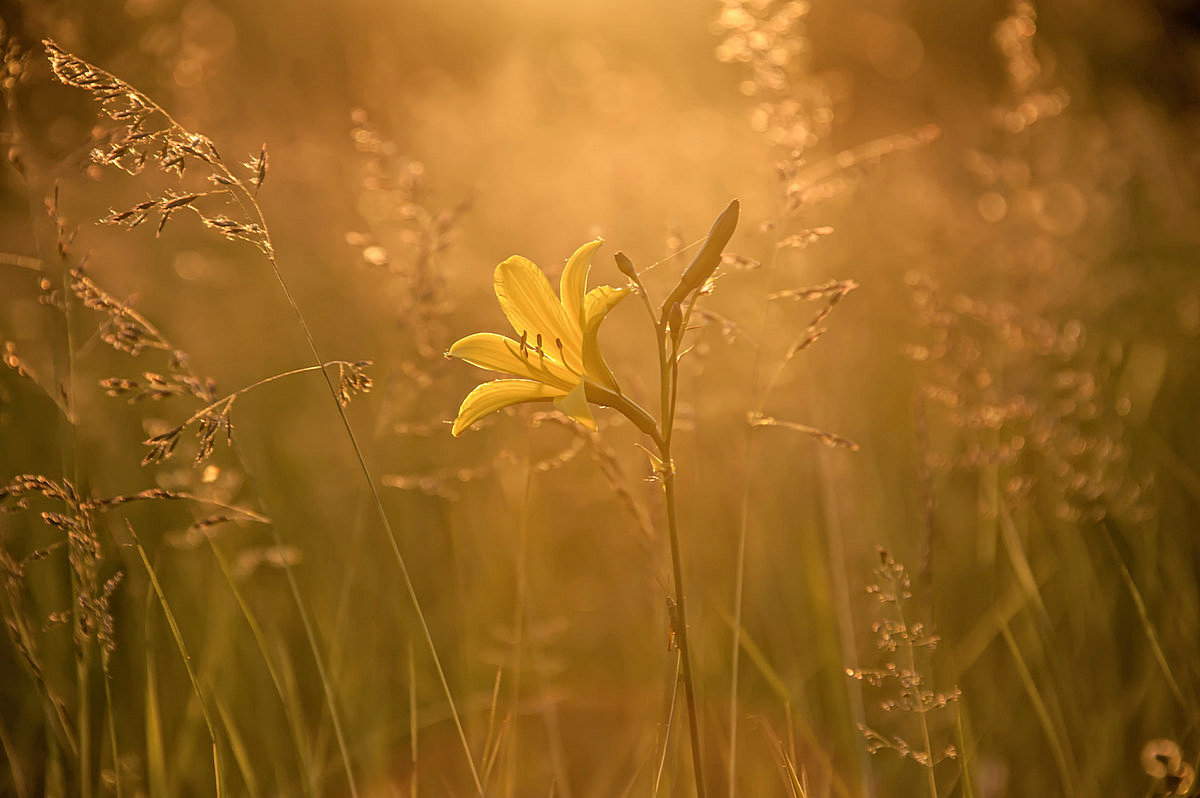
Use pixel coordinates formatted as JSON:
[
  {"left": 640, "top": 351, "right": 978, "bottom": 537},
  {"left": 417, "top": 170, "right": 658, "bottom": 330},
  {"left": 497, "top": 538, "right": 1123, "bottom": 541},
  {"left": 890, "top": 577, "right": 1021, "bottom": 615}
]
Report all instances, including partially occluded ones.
[
  {"left": 71, "top": 267, "right": 218, "bottom": 402},
  {"left": 0, "top": 476, "right": 108, "bottom": 656},
  {"left": 43, "top": 40, "right": 270, "bottom": 252},
  {"left": 759, "top": 277, "right": 859, "bottom": 391},
  {"left": 0, "top": 473, "right": 119, "bottom": 796},
  {"left": 847, "top": 550, "right": 961, "bottom": 797},
  {"left": 347, "top": 108, "right": 470, "bottom": 360},
  {"left": 532, "top": 411, "right": 657, "bottom": 542},
  {"left": 0, "top": 467, "right": 276, "bottom": 795},
  {"left": 964, "top": 0, "right": 1104, "bottom": 319},
  {"left": 712, "top": 0, "right": 942, "bottom": 783},
  {"left": 383, "top": 432, "right": 586, "bottom": 501},
  {"left": 0, "top": 512, "right": 76, "bottom": 759},
  {"left": 44, "top": 39, "right": 483, "bottom": 795},
  {"left": 0, "top": 475, "right": 266, "bottom": 636},
  {"left": 43, "top": 188, "right": 326, "bottom": 795},
  {"left": 69, "top": 230, "right": 370, "bottom": 461},
  {"left": 139, "top": 360, "right": 372, "bottom": 466},
  {"left": 906, "top": 274, "right": 1152, "bottom": 527},
  {"left": 748, "top": 414, "right": 858, "bottom": 451}
]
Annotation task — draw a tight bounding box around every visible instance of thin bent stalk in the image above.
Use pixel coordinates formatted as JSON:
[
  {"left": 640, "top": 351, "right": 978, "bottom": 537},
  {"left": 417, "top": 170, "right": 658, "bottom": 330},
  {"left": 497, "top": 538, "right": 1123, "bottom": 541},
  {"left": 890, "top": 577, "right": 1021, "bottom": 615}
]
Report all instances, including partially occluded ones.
[
  {"left": 504, "top": 454, "right": 535, "bottom": 798},
  {"left": 45, "top": 44, "right": 483, "bottom": 792},
  {"left": 726, "top": 210, "right": 782, "bottom": 798},
  {"left": 129, "top": 523, "right": 226, "bottom": 797},
  {"left": 100, "top": 652, "right": 124, "bottom": 798},
  {"left": 661, "top": 467, "right": 705, "bottom": 798},
  {"left": 225, "top": 149, "right": 485, "bottom": 798},
  {"left": 205, "top": 537, "right": 317, "bottom": 797},
  {"left": 651, "top": 652, "right": 683, "bottom": 797}
]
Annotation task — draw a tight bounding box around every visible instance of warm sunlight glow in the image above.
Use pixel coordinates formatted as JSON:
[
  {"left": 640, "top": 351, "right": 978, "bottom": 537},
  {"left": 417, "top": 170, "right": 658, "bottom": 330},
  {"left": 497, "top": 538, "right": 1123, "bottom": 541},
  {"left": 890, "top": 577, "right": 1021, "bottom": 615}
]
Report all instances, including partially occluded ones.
[{"left": 1, "top": 2, "right": 1197, "bottom": 796}]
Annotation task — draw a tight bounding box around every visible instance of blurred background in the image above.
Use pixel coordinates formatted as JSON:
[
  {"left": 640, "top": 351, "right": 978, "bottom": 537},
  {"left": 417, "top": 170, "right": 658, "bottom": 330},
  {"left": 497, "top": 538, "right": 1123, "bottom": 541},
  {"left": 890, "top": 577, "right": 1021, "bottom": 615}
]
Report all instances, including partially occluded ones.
[{"left": 2, "top": 0, "right": 1199, "bottom": 795}]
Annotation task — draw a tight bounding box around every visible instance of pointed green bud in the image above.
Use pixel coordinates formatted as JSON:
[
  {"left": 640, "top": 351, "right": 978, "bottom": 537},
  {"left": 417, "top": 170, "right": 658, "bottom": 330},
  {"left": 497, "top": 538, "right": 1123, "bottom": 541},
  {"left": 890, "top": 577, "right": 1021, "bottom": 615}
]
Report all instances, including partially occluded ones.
[
  {"left": 615, "top": 251, "right": 638, "bottom": 280},
  {"left": 668, "top": 302, "right": 684, "bottom": 346},
  {"left": 661, "top": 199, "right": 739, "bottom": 319}
]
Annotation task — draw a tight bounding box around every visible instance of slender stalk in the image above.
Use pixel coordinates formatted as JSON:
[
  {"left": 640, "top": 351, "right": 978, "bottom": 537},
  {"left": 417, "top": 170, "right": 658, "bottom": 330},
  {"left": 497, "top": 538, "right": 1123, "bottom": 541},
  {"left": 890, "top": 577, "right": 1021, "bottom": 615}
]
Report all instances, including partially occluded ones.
[
  {"left": 236, "top": 185, "right": 485, "bottom": 798},
  {"left": 204, "top": 537, "right": 317, "bottom": 797},
  {"left": 504, "top": 453, "right": 534, "bottom": 798},
  {"left": 155, "top": 362, "right": 353, "bottom": 433},
  {"left": 408, "top": 642, "right": 419, "bottom": 798},
  {"left": 651, "top": 652, "right": 682, "bottom": 797},
  {"left": 655, "top": 310, "right": 706, "bottom": 798},
  {"left": 129, "top": 523, "right": 226, "bottom": 796},
  {"left": 660, "top": 465, "right": 706, "bottom": 798},
  {"left": 726, "top": 213, "right": 781, "bottom": 798},
  {"left": 100, "top": 652, "right": 124, "bottom": 798},
  {"left": 164, "top": 357, "right": 362, "bottom": 797},
  {"left": 58, "top": 213, "right": 90, "bottom": 798},
  {"left": 892, "top": 589, "right": 937, "bottom": 798},
  {"left": 623, "top": 240, "right": 717, "bottom": 798},
  {"left": 75, "top": 643, "right": 90, "bottom": 798},
  {"left": 50, "top": 55, "right": 484, "bottom": 791}
]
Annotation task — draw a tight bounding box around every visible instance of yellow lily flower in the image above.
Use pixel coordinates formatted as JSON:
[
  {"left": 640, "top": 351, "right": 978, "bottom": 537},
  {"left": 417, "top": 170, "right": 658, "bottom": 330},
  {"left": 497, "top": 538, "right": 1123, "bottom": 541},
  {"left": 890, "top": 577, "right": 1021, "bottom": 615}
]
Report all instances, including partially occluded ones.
[{"left": 447, "top": 239, "right": 632, "bottom": 436}]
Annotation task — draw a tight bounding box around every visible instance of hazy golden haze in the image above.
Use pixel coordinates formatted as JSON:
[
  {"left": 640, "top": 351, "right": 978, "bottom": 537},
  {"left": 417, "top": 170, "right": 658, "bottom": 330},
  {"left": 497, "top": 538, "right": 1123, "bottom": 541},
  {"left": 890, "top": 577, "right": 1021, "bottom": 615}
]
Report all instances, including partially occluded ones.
[{"left": 0, "top": 1, "right": 1198, "bottom": 796}]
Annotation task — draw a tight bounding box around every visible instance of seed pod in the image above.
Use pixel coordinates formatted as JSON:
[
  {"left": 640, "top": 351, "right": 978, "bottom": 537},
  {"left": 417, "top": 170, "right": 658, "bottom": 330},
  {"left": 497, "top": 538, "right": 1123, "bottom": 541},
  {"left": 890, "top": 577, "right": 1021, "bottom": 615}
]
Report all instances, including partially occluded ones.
[{"left": 660, "top": 199, "right": 739, "bottom": 320}]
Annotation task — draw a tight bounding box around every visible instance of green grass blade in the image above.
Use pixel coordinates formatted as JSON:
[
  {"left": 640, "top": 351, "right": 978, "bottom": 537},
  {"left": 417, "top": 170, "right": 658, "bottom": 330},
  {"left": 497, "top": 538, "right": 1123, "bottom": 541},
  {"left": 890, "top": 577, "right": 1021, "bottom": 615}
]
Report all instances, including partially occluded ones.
[{"left": 130, "top": 522, "right": 226, "bottom": 797}]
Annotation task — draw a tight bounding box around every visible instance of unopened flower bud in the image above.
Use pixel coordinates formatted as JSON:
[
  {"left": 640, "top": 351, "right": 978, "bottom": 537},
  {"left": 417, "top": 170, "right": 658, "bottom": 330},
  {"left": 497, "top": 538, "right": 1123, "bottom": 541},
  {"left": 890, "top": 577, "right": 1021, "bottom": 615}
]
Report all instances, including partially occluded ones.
[
  {"left": 614, "top": 251, "right": 638, "bottom": 280},
  {"left": 668, "top": 302, "right": 684, "bottom": 345},
  {"left": 661, "top": 199, "right": 739, "bottom": 319}
]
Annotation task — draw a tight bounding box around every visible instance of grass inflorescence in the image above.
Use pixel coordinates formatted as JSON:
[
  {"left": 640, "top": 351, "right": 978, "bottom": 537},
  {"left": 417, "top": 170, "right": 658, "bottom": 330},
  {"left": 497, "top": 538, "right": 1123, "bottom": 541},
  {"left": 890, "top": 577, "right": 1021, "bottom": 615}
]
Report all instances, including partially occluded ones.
[{"left": 0, "top": 2, "right": 1196, "bottom": 796}]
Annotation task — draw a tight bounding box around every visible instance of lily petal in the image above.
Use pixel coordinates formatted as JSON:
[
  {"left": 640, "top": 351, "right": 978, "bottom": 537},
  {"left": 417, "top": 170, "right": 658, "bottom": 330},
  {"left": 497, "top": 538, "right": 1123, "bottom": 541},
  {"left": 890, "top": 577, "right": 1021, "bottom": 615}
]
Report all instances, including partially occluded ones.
[
  {"left": 448, "top": 332, "right": 577, "bottom": 391},
  {"left": 560, "top": 239, "right": 604, "bottom": 331},
  {"left": 580, "top": 284, "right": 630, "bottom": 391},
  {"left": 582, "top": 284, "right": 629, "bottom": 329},
  {"left": 494, "top": 256, "right": 583, "bottom": 370},
  {"left": 552, "top": 380, "right": 596, "bottom": 431},
  {"left": 452, "top": 379, "right": 566, "bottom": 436}
]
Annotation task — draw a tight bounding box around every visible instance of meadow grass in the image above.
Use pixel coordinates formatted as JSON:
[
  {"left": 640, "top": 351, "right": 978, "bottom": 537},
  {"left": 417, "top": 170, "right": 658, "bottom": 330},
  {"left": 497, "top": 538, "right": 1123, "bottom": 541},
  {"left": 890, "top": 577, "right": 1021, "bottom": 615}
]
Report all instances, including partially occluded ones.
[{"left": 1, "top": 1, "right": 1199, "bottom": 796}]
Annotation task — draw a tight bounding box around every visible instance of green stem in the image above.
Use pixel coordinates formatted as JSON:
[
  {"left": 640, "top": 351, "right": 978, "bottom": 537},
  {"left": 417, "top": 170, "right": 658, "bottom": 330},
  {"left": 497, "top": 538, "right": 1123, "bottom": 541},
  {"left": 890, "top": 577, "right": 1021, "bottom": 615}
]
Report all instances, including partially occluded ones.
[
  {"left": 662, "top": 464, "right": 706, "bottom": 798},
  {"left": 62, "top": 243, "right": 90, "bottom": 798},
  {"left": 584, "top": 382, "right": 661, "bottom": 446},
  {"left": 164, "top": 362, "right": 351, "bottom": 433},
  {"left": 655, "top": 314, "right": 706, "bottom": 798},
  {"left": 130, "top": 524, "right": 226, "bottom": 796},
  {"left": 893, "top": 590, "right": 937, "bottom": 798},
  {"left": 101, "top": 651, "right": 124, "bottom": 798},
  {"left": 76, "top": 647, "right": 90, "bottom": 798}
]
